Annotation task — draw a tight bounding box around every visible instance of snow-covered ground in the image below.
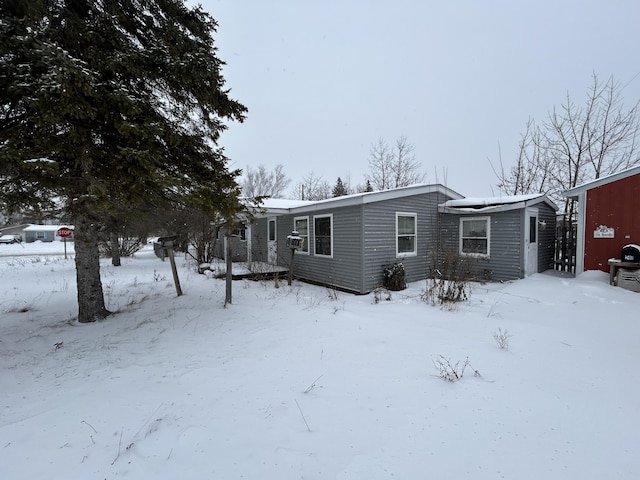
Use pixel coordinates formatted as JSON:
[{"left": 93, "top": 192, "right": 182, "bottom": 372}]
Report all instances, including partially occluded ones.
[{"left": 1, "top": 241, "right": 639, "bottom": 479}]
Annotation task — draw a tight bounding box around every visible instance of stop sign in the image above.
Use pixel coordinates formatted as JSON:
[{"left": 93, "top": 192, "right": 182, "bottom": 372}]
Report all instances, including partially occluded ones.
[{"left": 57, "top": 227, "right": 73, "bottom": 238}]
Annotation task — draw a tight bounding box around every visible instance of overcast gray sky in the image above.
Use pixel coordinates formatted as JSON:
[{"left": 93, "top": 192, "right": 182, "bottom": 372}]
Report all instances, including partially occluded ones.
[{"left": 194, "top": 0, "right": 640, "bottom": 197}]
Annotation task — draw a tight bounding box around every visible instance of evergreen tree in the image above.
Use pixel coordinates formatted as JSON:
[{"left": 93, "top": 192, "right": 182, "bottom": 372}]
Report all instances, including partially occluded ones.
[
  {"left": 364, "top": 180, "right": 374, "bottom": 192},
  {"left": 0, "top": 0, "right": 246, "bottom": 322},
  {"left": 332, "top": 177, "right": 348, "bottom": 197}
]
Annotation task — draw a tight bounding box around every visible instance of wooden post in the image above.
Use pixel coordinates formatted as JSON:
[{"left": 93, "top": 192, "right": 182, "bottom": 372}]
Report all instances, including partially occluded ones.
[
  {"left": 165, "top": 241, "right": 183, "bottom": 296},
  {"left": 288, "top": 248, "right": 295, "bottom": 286},
  {"left": 225, "top": 228, "right": 233, "bottom": 305}
]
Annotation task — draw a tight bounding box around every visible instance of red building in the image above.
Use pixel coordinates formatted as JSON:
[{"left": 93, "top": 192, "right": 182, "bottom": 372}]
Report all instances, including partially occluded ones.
[{"left": 564, "top": 165, "right": 640, "bottom": 275}]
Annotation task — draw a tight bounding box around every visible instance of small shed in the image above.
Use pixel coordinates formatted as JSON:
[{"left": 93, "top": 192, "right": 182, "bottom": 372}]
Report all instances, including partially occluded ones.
[
  {"left": 563, "top": 165, "right": 640, "bottom": 275},
  {"left": 437, "top": 194, "right": 558, "bottom": 281}
]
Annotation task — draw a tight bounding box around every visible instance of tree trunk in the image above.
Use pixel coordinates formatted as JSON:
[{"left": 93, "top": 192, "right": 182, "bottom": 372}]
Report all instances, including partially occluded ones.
[
  {"left": 225, "top": 229, "right": 233, "bottom": 305},
  {"left": 110, "top": 231, "right": 121, "bottom": 266},
  {"left": 74, "top": 211, "right": 111, "bottom": 323}
]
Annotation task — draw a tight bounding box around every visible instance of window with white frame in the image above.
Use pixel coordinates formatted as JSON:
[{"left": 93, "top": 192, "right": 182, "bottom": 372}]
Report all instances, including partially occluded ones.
[
  {"left": 396, "top": 213, "right": 417, "bottom": 256},
  {"left": 294, "top": 216, "right": 309, "bottom": 253},
  {"left": 313, "top": 214, "right": 332, "bottom": 257},
  {"left": 460, "top": 216, "right": 490, "bottom": 256}
]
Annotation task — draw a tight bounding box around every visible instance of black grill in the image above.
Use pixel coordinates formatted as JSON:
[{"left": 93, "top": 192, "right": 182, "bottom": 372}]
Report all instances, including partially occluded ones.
[{"left": 621, "top": 244, "right": 640, "bottom": 262}]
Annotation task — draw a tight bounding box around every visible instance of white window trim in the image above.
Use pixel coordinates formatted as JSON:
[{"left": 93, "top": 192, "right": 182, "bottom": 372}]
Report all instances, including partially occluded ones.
[
  {"left": 293, "top": 216, "right": 310, "bottom": 255},
  {"left": 396, "top": 212, "right": 417, "bottom": 257},
  {"left": 459, "top": 216, "right": 490, "bottom": 258},
  {"left": 313, "top": 213, "right": 333, "bottom": 258}
]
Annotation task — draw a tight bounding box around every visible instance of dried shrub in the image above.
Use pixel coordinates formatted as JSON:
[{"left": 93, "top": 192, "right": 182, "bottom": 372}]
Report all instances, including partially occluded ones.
[
  {"left": 493, "top": 328, "right": 512, "bottom": 350},
  {"left": 423, "top": 250, "right": 473, "bottom": 306},
  {"left": 100, "top": 235, "right": 144, "bottom": 258},
  {"left": 372, "top": 287, "right": 392, "bottom": 304},
  {"left": 432, "top": 355, "right": 480, "bottom": 382}
]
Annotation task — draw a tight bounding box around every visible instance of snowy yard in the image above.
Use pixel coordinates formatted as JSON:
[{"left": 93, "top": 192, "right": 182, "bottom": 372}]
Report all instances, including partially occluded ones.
[{"left": 1, "top": 241, "right": 639, "bottom": 479}]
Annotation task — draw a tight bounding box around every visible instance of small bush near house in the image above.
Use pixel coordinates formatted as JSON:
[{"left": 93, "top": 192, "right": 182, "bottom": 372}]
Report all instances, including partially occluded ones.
[{"left": 383, "top": 262, "right": 406, "bottom": 291}]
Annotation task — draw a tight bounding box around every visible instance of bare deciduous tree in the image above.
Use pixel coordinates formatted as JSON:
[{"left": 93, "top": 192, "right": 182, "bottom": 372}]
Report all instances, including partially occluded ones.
[
  {"left": 242, "top": 164, "right": 290, "bottom": 198},
  {"left": 291, "top": 172, "right": 332, "bottom": 200},
  {"left": 366, "top": 136, "right": 426, "bottom": 190},
  {"left": 491, "top": 118, "right": 552, "bottom": 196},
  {"left": 494, "top": 73, "right": 640, "bottom": 213},
  {"left": 367, "top": 138, "right": 393, "bottom": 191}
]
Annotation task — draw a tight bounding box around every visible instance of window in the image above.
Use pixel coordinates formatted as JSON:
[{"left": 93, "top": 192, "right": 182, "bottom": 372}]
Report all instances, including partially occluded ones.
[
  {"left": 294, "top": 216, "right": 309, "bottom": 253},
  {"left": 529, "top": 215, "right": 537, "bottom": 243},
  {"left": 268, "top": 219, "right": 276, "bottom": 241},
  {"left": 231, "top": 226, "right": 246, "bottom": 241},
  {"left": 36, "top": 231, "right": 47, "bottom": 240},
  {"left": 460, "top": 217, "right": 490, "bottom": 256},
  {"left": 314, "top": 214, "right": 332, "bottom": 257},
  {"left": 396, "top": 213, "right": 417, "bottom": 256}
]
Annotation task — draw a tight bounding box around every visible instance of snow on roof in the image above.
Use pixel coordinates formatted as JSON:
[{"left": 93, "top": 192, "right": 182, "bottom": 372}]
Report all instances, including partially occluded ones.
[
  {"left": 441, "top": 193, "right": 544, "bottom": 208},
  {"left": 258, "top": 198, "right": 316, "bottom": 210},
  {"left": 254, "top": 184, "right": 464, "bottom": 215},
  {"left": 563, "top": 164, "right": 640, "bottom": 198},
  {"left": 439, "top": 193, "right": 557, "bottom": 213},
  {"left": 23, "top": 224, "right": 73, "bottom": 232}
]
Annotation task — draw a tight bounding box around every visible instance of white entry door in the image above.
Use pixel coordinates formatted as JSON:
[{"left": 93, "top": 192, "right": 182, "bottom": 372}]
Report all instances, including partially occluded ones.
[
  {"left": 525, "top": 208, "right": 538, "bottom": 276},
  {"left": 267, "top": 218, "right": 277, "bottom": 265}
]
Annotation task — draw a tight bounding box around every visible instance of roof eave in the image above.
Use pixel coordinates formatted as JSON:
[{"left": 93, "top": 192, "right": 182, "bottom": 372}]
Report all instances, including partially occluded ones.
[
  {"left": 438, "top": 195, "right": 558, "bottom": 214},
  {"left": 260, "top": 183, "right": 464, "bottom": 215}
]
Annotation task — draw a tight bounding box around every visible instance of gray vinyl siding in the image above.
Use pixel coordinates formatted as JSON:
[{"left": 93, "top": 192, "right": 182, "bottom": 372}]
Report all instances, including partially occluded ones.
[
  {"left": 247, "top": 192, "right": 555, "bottom": 291},
  {"left": 272, "top": 191, "right": 450, "bottom": 293},
  {"left": 438, "top": 210, "right": 524, "bottom": 281},
  {"left": 213, "top": 233, "right": 247, "bottom": 261},
  {"left": 250, "top": 218, "right": 269, "bottom": 264},
  {"left": 490, "top": 210, "right": 525, "bottom": 280},
  {"left": 361, "top": 192, "right": 446, "bottom": 292},
  {"left": 282, "top": 206, "right": 365, "bottom": 293},
  {"left": 437, "top": 204, "right": 557, "bottom": 280}
]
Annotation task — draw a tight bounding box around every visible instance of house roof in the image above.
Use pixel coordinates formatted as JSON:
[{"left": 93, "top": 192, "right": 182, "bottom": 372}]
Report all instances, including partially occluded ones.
[
  {"left": 253, "top": 183, "right": 464, "bottom": 216},
  {"left": 438, "top": 193, "right": 558, "bottom": 214},
  {"left": 257, "top": 198, "right": 316, "bottom": 213},
  {"left": 23, "top": 224, "right": 73, "bottom": 232},
  {"left": 563, "top": 164, "right": 640, "bottom": 199},
  {"left": 0, "top": 223, "right": 31, "bottom": 233}
]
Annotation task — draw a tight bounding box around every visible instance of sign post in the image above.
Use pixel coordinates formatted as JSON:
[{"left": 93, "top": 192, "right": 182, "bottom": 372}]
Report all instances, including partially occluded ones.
[
  {"left": 286, "top": 230, "right": 303, "bottom": 286},
  {"left": 56, "top": 227, "right": 73, "bottom": 259},
  {"left": 161, "top": 237, "right": 182, "bottom": 297}
]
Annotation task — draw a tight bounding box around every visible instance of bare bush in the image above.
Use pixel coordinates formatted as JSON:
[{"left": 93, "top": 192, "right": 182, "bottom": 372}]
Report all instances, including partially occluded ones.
[
  {"left": 493, "top": 328, "right": 512, "bottom": 350},
  {"left": 372, "top": 287, "right": 392, "bottom": 304},
  {"left": 100, "top": 235, "right": 144, "bottom": 258},
  {"left": 432, "top": 355, "right": 480, "bottom": 382},
  {"left": 423, "top": 251, "right": 474, "bottom": 306}
]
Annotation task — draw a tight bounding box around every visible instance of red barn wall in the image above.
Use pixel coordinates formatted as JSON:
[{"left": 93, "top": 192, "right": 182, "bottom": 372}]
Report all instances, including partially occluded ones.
[{"left": 584, "top": 173, "right": 640, "bottom": 272}]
